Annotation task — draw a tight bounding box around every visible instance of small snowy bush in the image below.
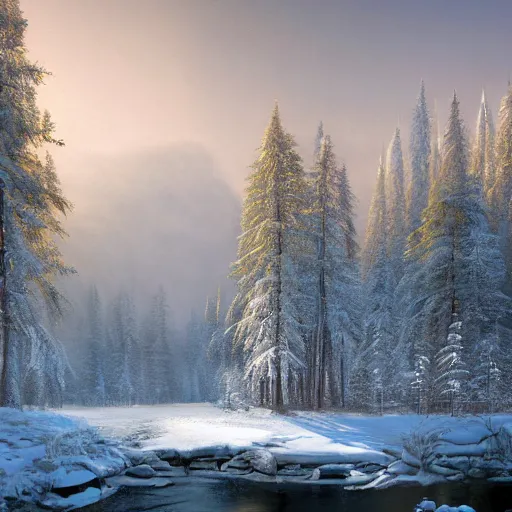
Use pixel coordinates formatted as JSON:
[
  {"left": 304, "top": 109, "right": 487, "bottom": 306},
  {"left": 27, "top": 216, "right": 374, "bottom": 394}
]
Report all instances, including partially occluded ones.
[{"left": 403, "top": 425, "right": 449, "bottom": 469}]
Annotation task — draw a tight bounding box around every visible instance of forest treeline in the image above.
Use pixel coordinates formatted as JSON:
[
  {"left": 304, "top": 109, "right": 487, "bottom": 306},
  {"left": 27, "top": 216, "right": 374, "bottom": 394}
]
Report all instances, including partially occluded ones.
[
  {"left": 72, "top": 82, "right": 512, "bottom": 415},
  {"left": 213, "top": 84, "right": 512, "bottom": 414}
]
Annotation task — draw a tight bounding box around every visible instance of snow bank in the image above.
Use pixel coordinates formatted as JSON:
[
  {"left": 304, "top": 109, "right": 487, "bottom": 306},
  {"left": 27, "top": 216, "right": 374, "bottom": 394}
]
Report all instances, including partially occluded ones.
[{"left": 0, "top": 407, "right": 128, "bottom": 510}]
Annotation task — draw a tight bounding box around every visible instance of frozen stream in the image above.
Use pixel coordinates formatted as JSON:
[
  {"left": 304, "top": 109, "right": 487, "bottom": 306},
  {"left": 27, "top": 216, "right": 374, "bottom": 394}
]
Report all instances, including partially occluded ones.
[{"left": 81, "top": 479, "right": 512, "bottom": 512}]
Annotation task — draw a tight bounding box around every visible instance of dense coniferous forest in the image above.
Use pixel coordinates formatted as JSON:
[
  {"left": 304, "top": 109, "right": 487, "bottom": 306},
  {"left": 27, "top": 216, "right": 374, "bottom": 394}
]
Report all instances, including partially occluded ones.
[{"left": 0, "top": 0, "right": 511, "bottom": 415}]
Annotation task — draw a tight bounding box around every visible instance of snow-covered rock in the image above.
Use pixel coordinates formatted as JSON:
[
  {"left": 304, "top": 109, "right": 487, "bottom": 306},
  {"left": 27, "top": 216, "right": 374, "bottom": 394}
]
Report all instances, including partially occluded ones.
[
  {"left": 416, "top": 498, "right": 436, "bottom": 511},
  {"left": 277, "top": 465, "right": 313, "bottom": 477},
  {"left": 189, "top": 460, "right": 219, "bottom": 471},
  {"left": 149, "top": 459, "right": 173, "bottom": 472},
  {"left": 106, "top": 475, "right": 175, "bottom": 488},
  {"left": 0, "top": 407, "right": 127, "bottom": 510},
  {"left": 387, "top": 460, "right": 417, "bottom": 475},
  {"left": 222, "top": 449, "right": 277, "bottom": 476},
  {"left": 310, "top": 464, "right": 354, "bottom": 480},
  {"left": 435, "top": 506, "right": 475, "bottom": 512},
  {"left": 124, "top": 464, "right": 156, "bottom": 479},
  {"left": 50, "top": 467, "right": 98, "bottom": 490},
  {"left": 39, "top": 487, "right": 103, "bottom": 511}
]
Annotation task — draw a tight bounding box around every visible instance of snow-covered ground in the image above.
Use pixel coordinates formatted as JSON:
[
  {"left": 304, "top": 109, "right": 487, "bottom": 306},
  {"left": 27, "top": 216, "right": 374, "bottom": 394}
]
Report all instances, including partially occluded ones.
[
  {"left": 60, "top": 404, "right": 512, "bottom": 468},
  {"left": 2, "top": 404, "right": 511, "bottom": 510},
  {"left": 61, "top": 404, "right": 412, "bottom": 465}
]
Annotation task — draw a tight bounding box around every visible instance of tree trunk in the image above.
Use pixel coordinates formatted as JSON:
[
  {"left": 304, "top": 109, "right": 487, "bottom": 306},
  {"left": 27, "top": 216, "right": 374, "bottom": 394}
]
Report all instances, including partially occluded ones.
[
  {"left": 313, "top": 163, "right": 328, "bottom": 410},
  {"left": 0, "top": 180, "right": 20, "bottom": 408},
  {"left": 273, "top": 159, "right": 285, "bottom": 411}
]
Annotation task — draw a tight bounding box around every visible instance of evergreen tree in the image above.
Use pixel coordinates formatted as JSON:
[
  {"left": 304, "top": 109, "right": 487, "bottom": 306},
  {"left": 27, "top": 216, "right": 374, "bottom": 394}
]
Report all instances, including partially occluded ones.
[
  {"left": 83, "top": 286, "right": 106, "bottom": 406},
  {"left": 108, "top": 293, "right": 140, "bottom": 406},
  {"left": 309, "top": 135, "right": 360, "bottom": 408},
  {"left": 314, "top": 121, "right": 324, "bottom": 159},
  {"left": 141, "top": 287, "right": 173, "bottom": 404},
  {"left": 354, "top": 158, "right": 394, "bottom": 411},
  {"left": 385, "top": 128, "right": 407, "bottom": 288},
  {"left": 429, "top": 102, "right": 442, "bottom": 188},
  {"left": 489, "top": 85, "right": 512, "bottom": 288},
  {"left": 207, "top": 288, "right": 228, "bottom": 402},
  {"left": 0, "top": 0, "right": 72, "bottom": 408},
  {"left": 183, "top": 311, "right": 203, "bottom": 402},
  {"left": 230, "top": 103, "right": 308, "bottom": 409},
  {"left": 471, "top": 90, "right": 495, "bottom": 205},
  {"left": 407, "top": 81, "right": 431, "bottom": 234},
  {"left": 397, "top": 94, "right": 508, "bottom": 412}
]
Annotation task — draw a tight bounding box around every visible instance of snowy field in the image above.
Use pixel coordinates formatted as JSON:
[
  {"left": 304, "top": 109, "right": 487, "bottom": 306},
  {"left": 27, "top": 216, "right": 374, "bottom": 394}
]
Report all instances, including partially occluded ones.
[
  {"left": 60, "top": 404, "right": 512, "bottom": 467},
  {"left": 61, "top": 403, "right": 412, "bottom": 463}
]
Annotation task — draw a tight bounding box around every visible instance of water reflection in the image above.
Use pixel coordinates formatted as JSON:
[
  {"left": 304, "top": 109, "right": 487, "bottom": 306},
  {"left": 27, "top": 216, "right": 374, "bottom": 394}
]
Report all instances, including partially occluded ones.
[{"left": 85, "top": 479, "right": 512, "bottom": 512}]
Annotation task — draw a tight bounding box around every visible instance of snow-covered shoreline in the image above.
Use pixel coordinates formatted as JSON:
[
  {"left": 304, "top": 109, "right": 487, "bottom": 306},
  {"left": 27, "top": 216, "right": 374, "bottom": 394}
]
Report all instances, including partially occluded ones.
[{"left": 2, "top": 404, "right": 512, "bottom": 511}]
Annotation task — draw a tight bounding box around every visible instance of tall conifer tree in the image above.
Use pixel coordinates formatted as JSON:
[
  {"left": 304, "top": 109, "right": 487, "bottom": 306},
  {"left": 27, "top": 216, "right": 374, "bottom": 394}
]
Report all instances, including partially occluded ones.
[
  {"left": 0, "top": 1, "right": 72, "bottom": 408},
  {"left": 407, "top": 81, "right": 431, "bottom": 233},
  {"left": 230, "top": 104, "right": 307, "bottom": 409}
]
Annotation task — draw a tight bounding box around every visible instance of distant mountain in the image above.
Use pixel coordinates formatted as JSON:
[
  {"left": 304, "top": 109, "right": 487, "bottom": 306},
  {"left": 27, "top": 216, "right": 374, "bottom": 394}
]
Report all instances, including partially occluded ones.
[{"left": 57, "top": 144, "right": 240, "bottom": 323}]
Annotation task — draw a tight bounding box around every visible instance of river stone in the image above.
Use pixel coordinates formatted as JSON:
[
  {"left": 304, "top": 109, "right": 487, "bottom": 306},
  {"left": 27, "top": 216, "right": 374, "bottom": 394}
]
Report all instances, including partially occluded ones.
[
  {"left": 310, "top": 464, "right": 354, "bottom": 480},
  {"left": 125, "top": 464, "right": 156, "bottom": 479},
  {"left": 467, "top": 467, "right": 486, "bottom": 479},
  {"left": 155, "top": 449, "right": 181, "bottom": 465},
  {"left": 189, "top": 460, "right": 219, "bottom": 471},
  {"left": 224, "top": 449, "right": 277, "bottom": 476},
  {"left": 428, "top": 464, "right": 461, "bottom": 477},
  {"left": 221, "top": 459, "right": 250, "bottom": 471},
  {"left": 488, "top": 475, "right": 512, "bottom": 483},
  {"left": 387, "top": 460, "right": 417, "bottom": 476},
  {"left": 219, "top": 464, "right": 253, "bottom": 475},
  {"left": 150, "top": 460, "right": 173, "bottom": 472},
  {"left": 355, "top": 462, "right": 386, "bottom": 473},
  {"left": 470, "top": 458, "right": 505, "bottom": 473},
  {"left": 436, "top": 456, "right": 470, "bottom": 473},
  {"left": 51, "top": 468, "right": 98, "bottom": 488},
  {"left": 418, "top": 499, "right": 437, "bottom": 511},
  {"left": 446, "top": 472, "right": 465, "bottom": 482},
  {"left": 278, "top": 467, "right": 313, "bottom": 477},
  {"left": 122, "top": 449, "right": 159, "bottom": 466}
]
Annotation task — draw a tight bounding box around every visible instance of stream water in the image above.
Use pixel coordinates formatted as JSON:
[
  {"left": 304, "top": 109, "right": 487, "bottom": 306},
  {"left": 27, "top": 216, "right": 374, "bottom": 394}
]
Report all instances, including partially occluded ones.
[{"left": 83, "top": 479, "right": 512, "bottom": 512}]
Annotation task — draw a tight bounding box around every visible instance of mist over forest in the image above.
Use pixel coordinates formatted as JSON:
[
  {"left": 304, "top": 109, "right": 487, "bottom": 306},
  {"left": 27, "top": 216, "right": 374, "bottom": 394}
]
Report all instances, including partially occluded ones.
[{"left": 56, "top": 144, "right": 240, "bottom": 325}]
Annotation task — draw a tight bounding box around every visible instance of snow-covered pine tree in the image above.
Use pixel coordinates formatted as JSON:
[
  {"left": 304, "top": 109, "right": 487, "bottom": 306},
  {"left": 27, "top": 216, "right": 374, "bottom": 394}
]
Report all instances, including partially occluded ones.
[
  {"left": 397, "top": 93, "right": 509, "bottom": 413},
  {"left": 489, "top": 85, "right": 512, "bottom": 288},
  {"left": 207, "top": 288, "right": 230, "bottom": 402},
  {"left": 141, "top": 287, "right": 173, "bottom": 404},
  {"left": 308, "top": 135, "right": 360, "bottom": 409},
  {"left": 385, "top": 128, "right": 407, "bottom": 288},
  {"left": 435, "top": 315, "right": 468, "bottom": 415},
  {"left": 314, "top": 121, "right": 324, "bottom": 159},
  {"left": 407, "top": 81, "right": 431, "bottom": 234},
  {"left": 183, "top": 311, "right": 203, "bottom": 402},
  {"left": 222, "top": 296, "right": 249, "bottom": 409},
  {"left": 353, "top": 158, "right": 394, "bottom": 412},
  {"left": 429, "top": 102, "right": 442, "bottom": 189},
  {"left": 108, "top": 292, "right": 140, "bottom": 406},
  {"left": 230, "top": 103, "right": 308, "bottom": 410},
  {"left": 0, "top": 0, "right": 72, "bottom": 409},
  {"left": 83, "top": 286, "right": 106, "bottom": 406},
  {"left": 471, "top": 90, "right": 495, "bottom": 206}
]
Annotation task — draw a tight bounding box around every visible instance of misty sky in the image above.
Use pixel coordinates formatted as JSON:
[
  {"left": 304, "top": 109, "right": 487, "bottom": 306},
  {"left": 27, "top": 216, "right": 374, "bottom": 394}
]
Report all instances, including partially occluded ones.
[{"left": 19, "top": 0, "right": 512, "bottom": 319}]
